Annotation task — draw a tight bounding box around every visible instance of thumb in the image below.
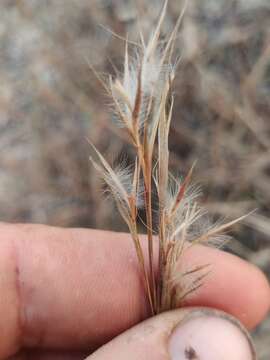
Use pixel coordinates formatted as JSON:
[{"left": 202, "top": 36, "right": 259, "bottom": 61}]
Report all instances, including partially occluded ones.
[{"left": 87, "top": 308, "right": 256, "bottom": 360}]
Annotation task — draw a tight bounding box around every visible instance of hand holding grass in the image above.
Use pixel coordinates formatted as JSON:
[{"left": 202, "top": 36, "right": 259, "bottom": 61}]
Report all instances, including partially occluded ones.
[
  {"left": 0, "top": 224, "right": 269, "bottom": 359},
  {"left": 1, "top": 2, "right": 268, "bottom": 359}
]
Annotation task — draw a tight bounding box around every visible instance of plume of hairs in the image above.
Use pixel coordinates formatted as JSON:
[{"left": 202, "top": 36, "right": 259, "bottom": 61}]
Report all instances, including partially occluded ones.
[{"left": 89, "top": 0, "right": 247, "bottom": 315}]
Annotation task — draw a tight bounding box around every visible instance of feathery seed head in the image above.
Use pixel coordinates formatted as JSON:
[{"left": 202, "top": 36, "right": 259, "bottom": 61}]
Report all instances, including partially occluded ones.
[{"left": 89, "top": 0, "right": 247, "bottom": 315}]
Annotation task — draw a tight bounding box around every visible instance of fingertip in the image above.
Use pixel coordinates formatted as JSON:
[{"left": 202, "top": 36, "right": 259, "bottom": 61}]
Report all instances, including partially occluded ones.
[
  {"left": 90, "top": 308, "right": 256, "bottom": 360},
  {"left": 243, "top": 263, "right": 270, "bottom": 328},
  {"left": 168, "top": 309, "right": 256, "bottom": 360}
]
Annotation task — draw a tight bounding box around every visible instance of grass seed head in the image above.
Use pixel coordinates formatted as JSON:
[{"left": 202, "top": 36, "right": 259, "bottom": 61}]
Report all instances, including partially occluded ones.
[{"left": 89, "top": 1, "right": 247, "bottom": 314}]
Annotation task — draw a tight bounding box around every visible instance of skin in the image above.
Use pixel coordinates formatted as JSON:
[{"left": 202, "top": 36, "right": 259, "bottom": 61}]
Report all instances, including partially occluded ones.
[{"left": 0, "top": 223, "right": 269, "bottom": 359}]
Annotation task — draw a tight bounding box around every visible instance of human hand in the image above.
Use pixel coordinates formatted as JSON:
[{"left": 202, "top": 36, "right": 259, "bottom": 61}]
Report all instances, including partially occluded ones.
[{"left": 0, "top": 224, "right": 269, "bottom": 359}]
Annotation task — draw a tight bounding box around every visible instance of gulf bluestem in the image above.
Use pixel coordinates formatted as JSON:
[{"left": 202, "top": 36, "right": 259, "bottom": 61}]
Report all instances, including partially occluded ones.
[{"left": 89, "top": 0, "right": 246, "bottom": 315}]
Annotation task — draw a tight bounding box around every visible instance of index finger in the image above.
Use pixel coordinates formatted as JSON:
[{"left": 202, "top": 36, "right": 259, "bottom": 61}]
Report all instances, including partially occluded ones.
[{"left": 0, "top": 224, "right": 269, "bottom": 359}]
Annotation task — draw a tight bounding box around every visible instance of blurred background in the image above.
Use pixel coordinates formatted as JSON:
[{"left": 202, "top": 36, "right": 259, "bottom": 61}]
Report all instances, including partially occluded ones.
[{"left": 0, "top": 0, "right": 269, "bottom": 357}]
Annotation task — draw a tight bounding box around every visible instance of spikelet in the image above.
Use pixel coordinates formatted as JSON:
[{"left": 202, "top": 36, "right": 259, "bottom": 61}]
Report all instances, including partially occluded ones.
[{"left": 89, "top": 1, "right": 247, "bottom": 315}]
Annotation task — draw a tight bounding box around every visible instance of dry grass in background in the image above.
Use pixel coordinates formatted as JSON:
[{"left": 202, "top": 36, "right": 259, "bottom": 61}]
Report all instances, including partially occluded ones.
[{"left": 0, "top": 0, "right": 269, "bottom": 357}]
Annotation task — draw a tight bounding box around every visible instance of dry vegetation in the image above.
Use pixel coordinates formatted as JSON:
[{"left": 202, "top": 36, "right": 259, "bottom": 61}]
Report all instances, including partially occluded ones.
[{"left": 0, "top": 0, "right": 269, "bottom": 357}]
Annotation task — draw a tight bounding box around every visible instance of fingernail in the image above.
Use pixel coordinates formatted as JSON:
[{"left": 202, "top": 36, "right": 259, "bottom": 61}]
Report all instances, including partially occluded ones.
[{"left": 169, "top": 309, "right": 256, "bottom": 360}]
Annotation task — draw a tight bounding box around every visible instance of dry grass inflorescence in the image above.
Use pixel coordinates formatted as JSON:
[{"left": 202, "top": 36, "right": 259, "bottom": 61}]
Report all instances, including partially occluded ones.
[
  {"left": 0, "top": 0, "right": 269, "bottom": 357},
  {"left": 89, "top": 0, "right": 248, "bottom": 315}
]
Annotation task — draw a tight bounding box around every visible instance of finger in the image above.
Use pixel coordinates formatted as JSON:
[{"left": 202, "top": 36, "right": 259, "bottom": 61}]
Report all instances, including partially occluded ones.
[
  {"left": 88, "top": 308, "right": 256, "bottom": 360},
  {"left": 0, "top": 224, "right": 269, "bottom": 359}
]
